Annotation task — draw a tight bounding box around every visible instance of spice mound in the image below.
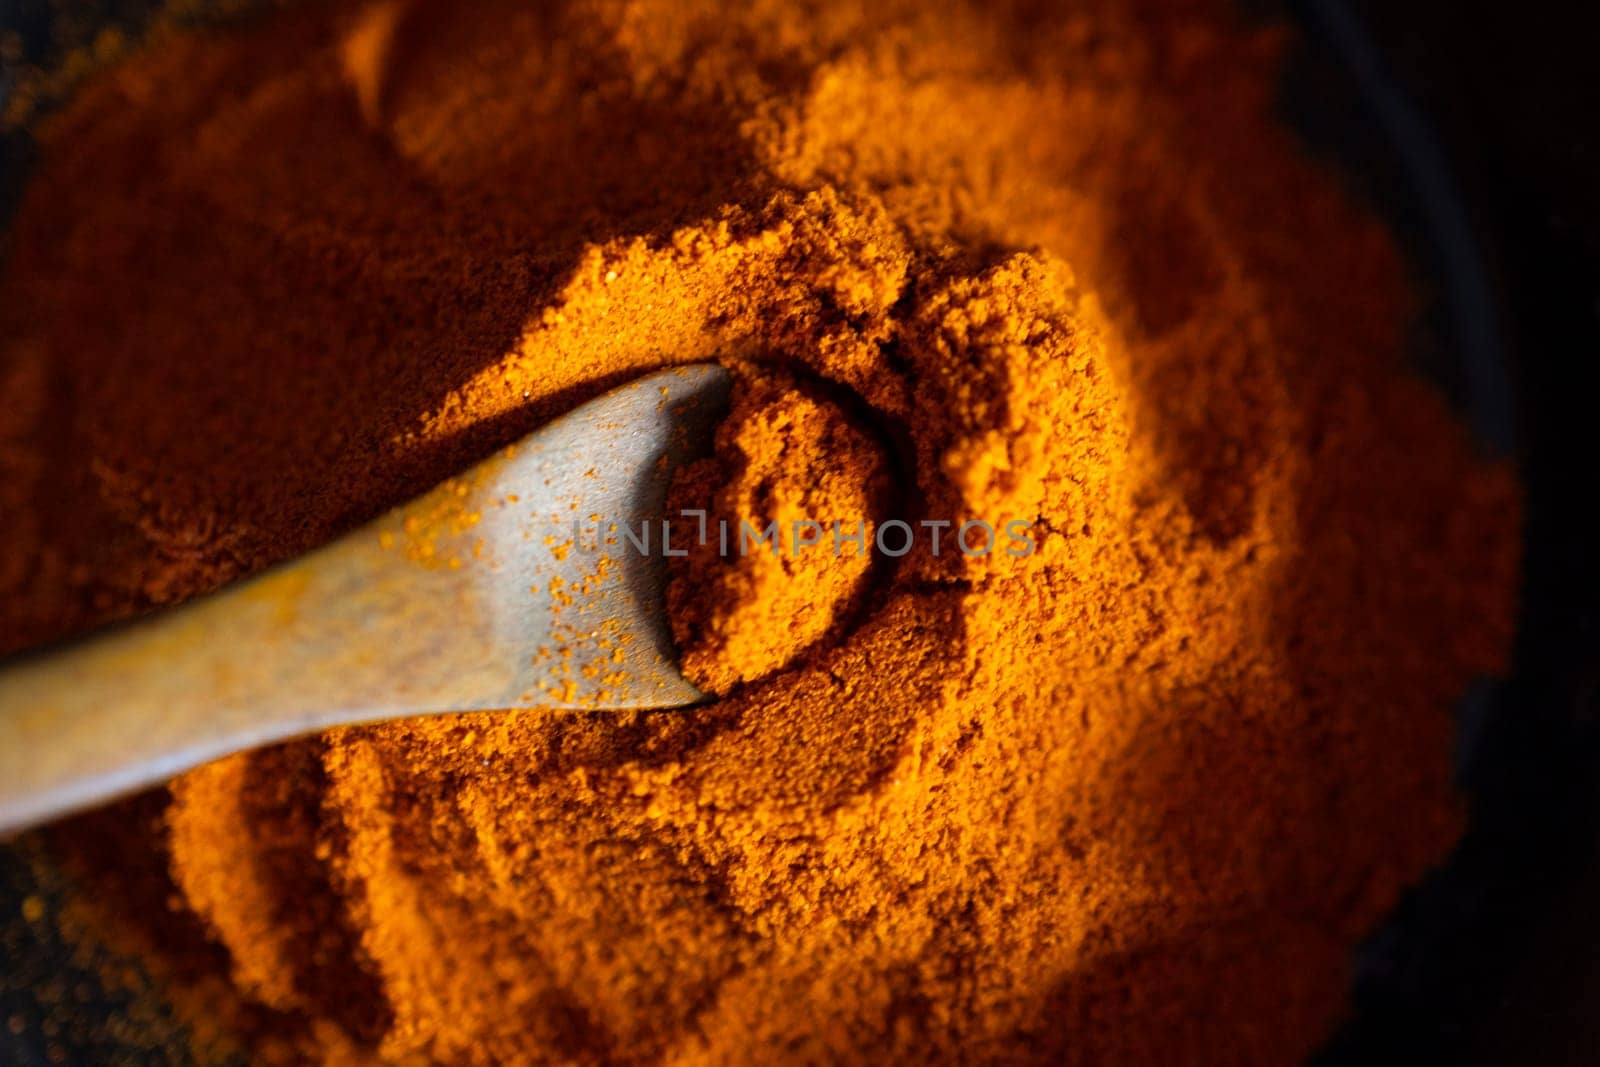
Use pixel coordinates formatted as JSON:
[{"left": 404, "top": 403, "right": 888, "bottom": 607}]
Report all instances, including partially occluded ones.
[
  {"left": 0, "top": 0, "right": 1519, "bottom": 1064},
  {"left": 667, "top": 367, "right": 895, "bottom": 694}
]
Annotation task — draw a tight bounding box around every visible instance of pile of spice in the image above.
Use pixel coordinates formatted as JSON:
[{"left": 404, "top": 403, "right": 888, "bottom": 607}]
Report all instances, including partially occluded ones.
[
  {"left": 665, "top": 366, "right": 896, "bottom": 695},
  {"left": 0, "top": 0, "right": 1519, "bottom": 1063}
]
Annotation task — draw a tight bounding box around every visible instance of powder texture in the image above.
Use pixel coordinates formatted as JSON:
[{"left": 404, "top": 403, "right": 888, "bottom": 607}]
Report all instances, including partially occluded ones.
[
  {"left": 0, "top": 0, "right": 1520, "bottom": 1064},
  {"left": 667, "top": 367, "right": 894, "bottom": 694}
]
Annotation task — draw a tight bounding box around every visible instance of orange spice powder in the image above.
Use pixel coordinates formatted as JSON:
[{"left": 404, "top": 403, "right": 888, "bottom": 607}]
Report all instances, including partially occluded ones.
[
  {"left": 666, "top": 365, "right": 895, "bottom": 694},
  {"left": 0, "top": 0, "right": 1519, "bottom": 1063}
]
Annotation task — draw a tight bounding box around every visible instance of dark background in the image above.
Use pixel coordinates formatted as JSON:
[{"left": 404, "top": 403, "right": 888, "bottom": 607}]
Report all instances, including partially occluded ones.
[{"left": 1308, "top": 1, "right": 1600, "bottom": 1063}]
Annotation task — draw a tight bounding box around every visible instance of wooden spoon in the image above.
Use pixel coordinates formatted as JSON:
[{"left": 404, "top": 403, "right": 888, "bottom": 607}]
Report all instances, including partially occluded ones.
[{"left": 0, "top": 364, "right": 731, "bottom": 835}]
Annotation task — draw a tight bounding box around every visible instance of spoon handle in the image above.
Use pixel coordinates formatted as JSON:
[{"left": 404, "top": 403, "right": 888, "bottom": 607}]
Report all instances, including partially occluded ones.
[{"left": 0, "top": 506, "right": 505, "bottom": 836}]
